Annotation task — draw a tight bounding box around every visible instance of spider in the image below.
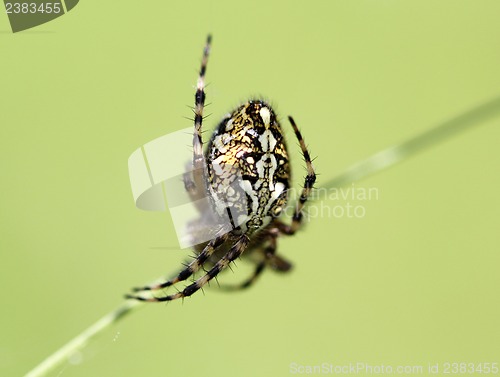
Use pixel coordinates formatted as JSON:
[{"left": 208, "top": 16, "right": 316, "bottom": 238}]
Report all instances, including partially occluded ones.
[{"left": 126, "top": 35, "right": 316, "bottom": 302}]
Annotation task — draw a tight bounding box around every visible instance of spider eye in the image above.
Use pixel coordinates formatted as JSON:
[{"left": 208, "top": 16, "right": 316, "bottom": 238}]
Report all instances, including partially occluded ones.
[{"left": 272, "top": 206, "right": 283, "bottom": 217}]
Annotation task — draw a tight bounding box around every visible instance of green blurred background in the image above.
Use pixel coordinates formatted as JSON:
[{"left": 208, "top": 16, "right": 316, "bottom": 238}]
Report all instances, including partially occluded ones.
[{"left": 1, "top": 1, "right": 499, "bottom": 376}]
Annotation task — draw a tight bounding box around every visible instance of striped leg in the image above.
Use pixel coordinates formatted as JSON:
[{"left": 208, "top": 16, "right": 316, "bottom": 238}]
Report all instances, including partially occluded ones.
[
  {"left": 280, "top": 116, "right": 316, "bottom": 235},
  {"left": 220, "top": 235, "right": 276, "bottom": 291},
  {"left": 221, "top": 260, "right": 266, "bottom": 291},
  {"left": 193, "top": 34, "right": 211, "bottom": 175},
  {"left": 220, "top": 230, "right": 292, "bottom": 291},
  {"left": 183, "top": 164, "right": 209, "bottom": 212},
  {"left": 184, "top": 35, "right": 212, "bottom": 200},
  {"left": 128, "top": 233, "right": 228, "bottom": 293},
  {"left": 128, "top": 235, "right": 250, "bottom": 302}
]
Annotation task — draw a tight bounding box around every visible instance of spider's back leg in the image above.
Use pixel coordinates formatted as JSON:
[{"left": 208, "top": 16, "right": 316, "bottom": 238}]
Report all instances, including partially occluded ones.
[{"left": 281, "top": 116, "right": 316, "bottom": 234}]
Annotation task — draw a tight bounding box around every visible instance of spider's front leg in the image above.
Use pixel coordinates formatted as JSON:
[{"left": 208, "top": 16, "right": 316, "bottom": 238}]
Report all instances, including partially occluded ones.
[
  {"left": 127, "top": 232, "right": 229, "bottom": 295},
  {"left": 184, "top": 34, "right": 212, "bottom": 203},
  {"left": 128, "top": 235, "right": 250, "bottom": 302}
]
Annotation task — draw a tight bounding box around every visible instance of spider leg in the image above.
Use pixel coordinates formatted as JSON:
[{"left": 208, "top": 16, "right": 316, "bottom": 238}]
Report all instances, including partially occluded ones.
[
  {"left": 183, "top": 165, "right": 209, "bottom": 213},
  {"left": 219, "top": 228, "right": 291, "bottom": 291},
  {"left": 219, "top": 235, "right": 276, "bottom": 291},
  {"left": 129, "top": 232, "right": 228, "bottom": 292},
  {"left": 192, "top": 35, "right": 212, "bottom": 190},
  {"left": 280, "top": 116, "right": 316, "bottom": 235},
  {"left": 267, "top": 253, "right": 293, "bottom": 272},
  {"left": 180, "top": 36, "right": 214, "bottom": 218},
  {"left": 220, "top": 260, "right": 266, "bottom": 291},
  {"left": 181, "top": 35, "right": 212, "bottom": 207},
  {"left": 127, "top": 235, "right": 250, "bottom": 302}
]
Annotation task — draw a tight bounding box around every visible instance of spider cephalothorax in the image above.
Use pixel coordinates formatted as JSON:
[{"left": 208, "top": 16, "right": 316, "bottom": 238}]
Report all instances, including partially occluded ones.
[{"left": 127, "top": 35, "right": 316, "bottom": 302}]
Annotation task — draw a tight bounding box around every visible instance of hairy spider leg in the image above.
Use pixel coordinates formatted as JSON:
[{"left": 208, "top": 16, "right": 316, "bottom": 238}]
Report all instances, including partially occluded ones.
[
  {"left": 184, "top": 34, "right": 212, "bottom": 202},
  {"left": 219, "top": 226, "right": 292, "bottom": 291},
  {"left": 129, "top": 235, "right": 250, "bottom": 301},
  {"left": 278, "top": 116, "right": 317, "bottom": 235},
  {"left": 129, "top": 232, "right": 229, "bottom": 293}
]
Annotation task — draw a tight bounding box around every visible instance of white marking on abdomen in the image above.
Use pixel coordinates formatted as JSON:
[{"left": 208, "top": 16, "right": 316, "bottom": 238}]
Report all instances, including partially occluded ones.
[
  {"left": 258, "top": 129, "right": 277, "bottom": 153},
  {"left": 260, "top": 107, "right": 271, "bottom": 126},
  {"left": 240, "top": 179, "right": 258, "bottom": 214}
]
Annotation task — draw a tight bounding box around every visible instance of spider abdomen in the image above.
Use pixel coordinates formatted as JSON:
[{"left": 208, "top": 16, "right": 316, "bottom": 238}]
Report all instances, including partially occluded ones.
[{"left": 206, "top": 100, "right": 290, "bottom": 233}]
